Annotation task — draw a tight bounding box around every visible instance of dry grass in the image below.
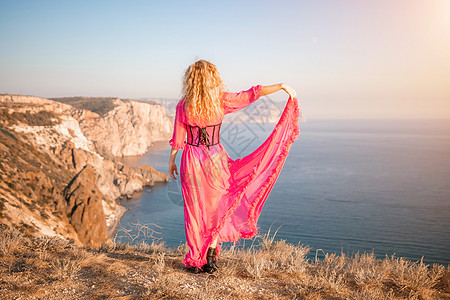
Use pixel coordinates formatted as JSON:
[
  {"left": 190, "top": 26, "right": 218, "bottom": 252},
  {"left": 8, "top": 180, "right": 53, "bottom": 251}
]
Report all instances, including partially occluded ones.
[
  {"left": 0, "top": 226, "right": 448, "bottom": 299},
  {"left": 0, "top": 226, "right": 23, "bottom": 255},
  {"left": 50, "top": 258, "right": 82, "bottom": 280}
]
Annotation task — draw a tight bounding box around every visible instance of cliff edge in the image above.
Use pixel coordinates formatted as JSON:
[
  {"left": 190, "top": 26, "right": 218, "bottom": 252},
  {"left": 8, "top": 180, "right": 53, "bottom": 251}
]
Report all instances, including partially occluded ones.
[{"left": 0, "top": 94, "right": 171, "bottom": 248}]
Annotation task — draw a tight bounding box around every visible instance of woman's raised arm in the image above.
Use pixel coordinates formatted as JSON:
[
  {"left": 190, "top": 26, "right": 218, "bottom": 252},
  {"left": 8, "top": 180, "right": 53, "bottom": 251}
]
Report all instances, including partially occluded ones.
[{"left": 261, "top": 83, "right": 296, "bottom": 99}]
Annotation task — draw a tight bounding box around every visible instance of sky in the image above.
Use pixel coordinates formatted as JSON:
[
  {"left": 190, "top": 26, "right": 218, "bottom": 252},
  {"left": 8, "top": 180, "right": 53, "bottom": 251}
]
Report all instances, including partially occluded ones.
[{"left": 1, "top": 0, "right": 449, "bottom": 119}]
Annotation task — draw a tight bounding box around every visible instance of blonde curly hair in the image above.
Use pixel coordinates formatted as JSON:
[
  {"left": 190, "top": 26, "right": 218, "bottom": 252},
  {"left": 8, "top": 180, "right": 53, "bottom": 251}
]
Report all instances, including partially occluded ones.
[{"left": 182, "top": 60, "right": 225, "bottom": 127}]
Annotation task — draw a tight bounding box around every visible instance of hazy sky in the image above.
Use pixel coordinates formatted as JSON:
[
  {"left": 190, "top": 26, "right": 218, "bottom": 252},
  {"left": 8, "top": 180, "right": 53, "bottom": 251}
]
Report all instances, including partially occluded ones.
[{"left": 1, "top": 0, "right": 449, "bottom": 119}]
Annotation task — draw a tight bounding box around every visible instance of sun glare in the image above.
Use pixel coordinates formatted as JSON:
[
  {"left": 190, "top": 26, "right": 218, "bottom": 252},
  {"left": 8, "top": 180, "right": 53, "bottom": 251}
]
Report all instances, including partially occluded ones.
[{"left": 441, "top": 0, "right": 450, "bottom": 30}]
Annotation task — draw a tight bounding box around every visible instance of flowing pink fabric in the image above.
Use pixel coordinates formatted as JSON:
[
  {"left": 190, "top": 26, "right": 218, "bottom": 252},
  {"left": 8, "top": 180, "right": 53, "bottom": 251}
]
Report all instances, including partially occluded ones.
[{"left": 169, "top": 85, "right": 301, "bottom": 269}]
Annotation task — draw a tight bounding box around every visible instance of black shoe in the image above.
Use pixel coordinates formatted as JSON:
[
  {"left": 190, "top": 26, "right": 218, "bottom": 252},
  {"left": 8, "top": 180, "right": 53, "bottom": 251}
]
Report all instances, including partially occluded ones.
[
  {"left": 186, "top": 266, "right": 201, "bottom": 274},
  {"left": 202, "top": 247, "right": 218, "bottom": 273},
  {"left": 212, "top": 248, "right": 218, "bottom": 268}
]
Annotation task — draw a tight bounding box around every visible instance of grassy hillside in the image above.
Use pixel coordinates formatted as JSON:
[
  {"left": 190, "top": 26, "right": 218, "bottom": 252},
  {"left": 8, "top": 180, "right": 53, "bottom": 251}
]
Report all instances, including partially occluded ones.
[
  {"left": 0, "top": 109, "right": 61, "bottom": 126},
  {"left": 50, "top": 97, "right": 118, "bottom": 117},
  {"left": 0, "top": 225, "right": 448, "bottom": 299},
  {"left": 50, "top": 97, "right": 159, "bottom": 117}
]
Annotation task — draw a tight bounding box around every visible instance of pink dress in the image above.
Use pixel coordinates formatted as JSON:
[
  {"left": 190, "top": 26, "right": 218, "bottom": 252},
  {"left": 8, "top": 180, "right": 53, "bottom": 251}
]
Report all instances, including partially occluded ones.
[{"left": 169, "top": 85, "right": 300, "bottom": 269}]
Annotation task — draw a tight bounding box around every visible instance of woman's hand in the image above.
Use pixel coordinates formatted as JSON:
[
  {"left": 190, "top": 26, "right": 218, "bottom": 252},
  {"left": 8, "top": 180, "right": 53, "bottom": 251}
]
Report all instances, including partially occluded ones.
[
  {"left": 169, "top": 147, "right": 179, "bottom": 180},
  {"left": 281, "top": 83, "right": 297, "bottom": 99},
  {"left": 169, "top": 160, "right": 179, "bottom": 180}
]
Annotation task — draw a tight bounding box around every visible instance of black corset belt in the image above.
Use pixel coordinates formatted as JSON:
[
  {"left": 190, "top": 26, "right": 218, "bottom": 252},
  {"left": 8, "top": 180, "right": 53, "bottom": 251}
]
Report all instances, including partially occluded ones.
[{"left": 186, "top": 123, "right": 222, "bottom": 148}]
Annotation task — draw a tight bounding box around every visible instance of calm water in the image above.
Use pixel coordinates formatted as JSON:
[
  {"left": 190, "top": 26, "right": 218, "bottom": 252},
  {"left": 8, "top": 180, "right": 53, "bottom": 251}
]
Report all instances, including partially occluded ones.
[{"left": 117, "top": 119, "right": 450, "bottom": 265}]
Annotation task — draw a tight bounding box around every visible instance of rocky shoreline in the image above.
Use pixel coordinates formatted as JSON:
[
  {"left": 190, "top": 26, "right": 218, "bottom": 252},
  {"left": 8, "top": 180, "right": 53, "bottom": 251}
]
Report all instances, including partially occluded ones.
[
  {"left": 0, "top": 94, "right": 173, "bottom": 248},
  {"left": 105, "top": 201, "right": 127, "bottom": 238}
]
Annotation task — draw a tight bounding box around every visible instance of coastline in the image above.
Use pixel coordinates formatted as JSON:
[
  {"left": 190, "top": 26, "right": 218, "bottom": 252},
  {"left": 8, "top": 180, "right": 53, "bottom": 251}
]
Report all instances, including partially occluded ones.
[
  {"left": 106, "top": 202, "right": 127, "bottom": 239},
  {"left": 110, "top": 139, "right": 172, "bottom": 241},
  {"left": 108, "top": 179, "right": 158, "bottom": 241}
]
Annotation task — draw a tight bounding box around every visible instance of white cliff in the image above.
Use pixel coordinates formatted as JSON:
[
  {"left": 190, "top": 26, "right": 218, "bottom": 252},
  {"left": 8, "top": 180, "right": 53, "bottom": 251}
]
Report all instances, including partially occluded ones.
[
  {"left": 0, "top": 94, "right": 170, "bottom": 247},
  {"left": 75, "top": 98, "right": 173, "bottom": 158}
]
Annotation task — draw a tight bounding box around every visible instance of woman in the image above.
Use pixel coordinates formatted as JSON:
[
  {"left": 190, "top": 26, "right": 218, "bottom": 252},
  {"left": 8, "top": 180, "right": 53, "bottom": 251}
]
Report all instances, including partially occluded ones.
[{"left": 168, "top": 60, "right": 300, "bottom": 273}]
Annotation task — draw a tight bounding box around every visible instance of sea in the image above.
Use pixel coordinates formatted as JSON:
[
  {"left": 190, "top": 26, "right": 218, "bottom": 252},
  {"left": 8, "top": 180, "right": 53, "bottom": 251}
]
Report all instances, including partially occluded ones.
[{"left": 117, "top": 118, "right": 450, "bottom": 265}]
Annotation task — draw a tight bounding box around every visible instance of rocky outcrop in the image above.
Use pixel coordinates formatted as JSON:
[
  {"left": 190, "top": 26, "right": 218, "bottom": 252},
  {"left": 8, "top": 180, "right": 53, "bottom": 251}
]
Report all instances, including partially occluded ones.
[
  {"left": 0, "top": 126, "right": 82, "bottom": 245},
  {"left": 63, "top": 164, "right": 108, "bottom": 248},
  {"left": 135, "top": 166, "right": 169, "bottom": 185},
  {"left": 0, "top": 94, "right": 171, "bottom": 248}
]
